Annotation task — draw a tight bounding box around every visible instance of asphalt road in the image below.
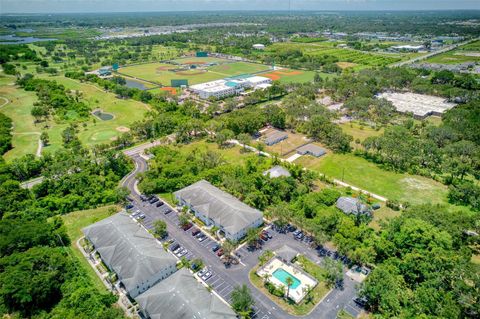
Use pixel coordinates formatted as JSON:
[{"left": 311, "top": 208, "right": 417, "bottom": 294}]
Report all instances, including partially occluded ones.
[{"left": 122, "top": 154, "right": 363, "bottom": 319}]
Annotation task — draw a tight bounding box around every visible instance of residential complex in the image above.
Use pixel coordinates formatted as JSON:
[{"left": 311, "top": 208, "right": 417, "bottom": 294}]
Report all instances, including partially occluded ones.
[
  {"left": 136, "top": 268, "right": 236, "bottom": 319},
  {"left": 174, "top": 180, "right": 264, "bottom": 241},
  {"left": 82, "top": 212, "right": 177, "bottom": 297}
]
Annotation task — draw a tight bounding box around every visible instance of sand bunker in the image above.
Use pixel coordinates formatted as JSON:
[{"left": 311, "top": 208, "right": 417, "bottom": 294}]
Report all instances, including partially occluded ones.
[{"left": 116, "top": 126, "right": 130, "bottom": 133}]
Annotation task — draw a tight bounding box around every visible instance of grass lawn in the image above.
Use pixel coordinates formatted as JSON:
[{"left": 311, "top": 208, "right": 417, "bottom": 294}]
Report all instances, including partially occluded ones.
[
  {"left": 425, "top": 41, "right": 480, "bottom": 64},
  {"left": 0, "top": 75, "right": 42, "bottom": 161},
  {"left": 249, "top": 255, "right": 330, "bottom": 316},
  {"left": 62, "top": 205, "right": 119, "bottom": 292},
  {"left": 295, "top": 152, "right": 450, "bottom": 206},
  {"left": 339, "top": 122, "right": 384, "bottom": 143},
  {"left": 369, "top": 205, "right": 401, "bottom": 230},
  {"left": 208, "top": 61, "right": 271, "bottom": 77}
]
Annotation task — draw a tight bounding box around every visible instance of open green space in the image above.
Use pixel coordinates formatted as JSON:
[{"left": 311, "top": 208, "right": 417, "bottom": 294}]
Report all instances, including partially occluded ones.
[
  {"left": 1, "top": 73, "right": 149, "bottom": 161},
  {"left": 119, "top": 59, "right": 273, "bottom": 86},
  {"left": 62, "top": 205, "right": 119, "bottom": 292},
  {"left": 295, "top": 152, "right": 450, "bottom": 206},
  {"left": 426, "top": 40, "right": 480, "bottom": 64}
]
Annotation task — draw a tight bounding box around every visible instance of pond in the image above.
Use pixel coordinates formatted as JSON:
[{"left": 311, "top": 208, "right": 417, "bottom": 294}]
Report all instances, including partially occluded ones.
[
  {"left": 0, "top": 34, "right": 57, "bottom": 45},
  {"left": 124, "top": 79, "right": 147, "bottom": 90},
  {"left": 92, "top": 110, "right": 114, "bottom": 121}
]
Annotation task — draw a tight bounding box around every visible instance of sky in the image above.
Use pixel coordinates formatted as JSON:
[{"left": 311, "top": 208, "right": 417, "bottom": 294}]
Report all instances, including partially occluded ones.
[{"left": 1, "top": 0, "right": 479, "bottom": 13}]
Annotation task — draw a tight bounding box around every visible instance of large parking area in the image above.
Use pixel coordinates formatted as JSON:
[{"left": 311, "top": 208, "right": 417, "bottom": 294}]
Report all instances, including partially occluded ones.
[{"left": 128, "top": 195, "right": 363, "bottom": 319}]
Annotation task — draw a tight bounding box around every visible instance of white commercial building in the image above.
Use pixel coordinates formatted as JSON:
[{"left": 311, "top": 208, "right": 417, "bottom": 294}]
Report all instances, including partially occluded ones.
[
  {"left": 190, "top": 76, "right": 272, "bottom": 99},
  {"left": 253, "top": 43, "right": 266, "bottom": 50}
]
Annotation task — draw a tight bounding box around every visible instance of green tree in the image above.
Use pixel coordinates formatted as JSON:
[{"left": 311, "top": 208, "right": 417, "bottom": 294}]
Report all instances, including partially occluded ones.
[
  {"left": 323, "top": 257, "right": 344, "bottom": 288},
  {"left": 285, "top": 276, "right": 294, "bottom": 299},
  {"left": 40, "top": 131, "right": 49, "bottom": 146},
  {"left": 237, "top": 133, "right": 251, "bottom": 151},
  {"left": 153, "top": 220, "right": 167, "bottom": 239},
  {"left": 231, "top": 284, "right": 255, "bottom": 318}
]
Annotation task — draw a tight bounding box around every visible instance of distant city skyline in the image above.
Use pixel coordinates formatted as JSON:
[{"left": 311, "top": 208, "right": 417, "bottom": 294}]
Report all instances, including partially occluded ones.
[{"left": 1, "top": 0, "right": 480, "bottom": 14}]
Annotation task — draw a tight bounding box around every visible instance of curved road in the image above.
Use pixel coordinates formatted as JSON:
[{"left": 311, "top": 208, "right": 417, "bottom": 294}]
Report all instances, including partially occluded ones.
[{"left": 121, "top": 151, "right": 361, "bottom": 319}]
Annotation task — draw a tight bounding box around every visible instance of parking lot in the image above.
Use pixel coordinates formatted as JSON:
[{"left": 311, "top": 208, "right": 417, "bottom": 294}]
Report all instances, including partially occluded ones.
[{"left": 127, "top": 195, "right": 362, "bottom": 319}]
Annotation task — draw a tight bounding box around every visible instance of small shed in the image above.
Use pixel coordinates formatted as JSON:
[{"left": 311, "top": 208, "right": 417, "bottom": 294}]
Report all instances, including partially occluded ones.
[
  {"left": 336, "top": 197, "right": 371, "bottom": 216},
  {"left": 253, "top": 44, "right": 266, "bottom": 50},
  {"left": 296, "top": 144, "right": 326, "bottom": 157},
  {"left": 263, "top": 166, "right": 291, "bottom": 178},
  {"left": 275, "top": 245, "right": 298, "bottom": 263}
]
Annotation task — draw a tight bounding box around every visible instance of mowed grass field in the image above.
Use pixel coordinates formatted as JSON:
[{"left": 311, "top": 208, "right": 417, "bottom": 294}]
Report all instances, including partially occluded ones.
[
  {"left": 1, "top": 72, "right": 149, "bottom": 161},
  {"left": 119, "top": 59, "right": 272, "bottom": 86},
  {"left": 295, "top": 152, "right": 450, "bottom": 206},
  {"left": 0, "top": 76, "right": 42, "bottom": 161},
  {"left": 426, "top": 40, "right": 480, "bottom": 64}
]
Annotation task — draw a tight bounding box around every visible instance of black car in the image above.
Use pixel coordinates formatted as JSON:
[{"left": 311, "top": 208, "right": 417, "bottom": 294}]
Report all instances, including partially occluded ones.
[
  {"left": 156, "top": 201, "right": 164, "bottom": 207},
  {"left": 125, "top": 204, "right": 134, "bottom": 210},
  {"left": 353, "top": 297, "right": 368, "bottom": 307},
  {"left": 170, "top": 243, "right": 180, "bottom": 251},
  {"left": 212, "top": 244, "right": 220, "bottom": 252},
  {"left": 149, "top": 197, "right": 159, "bottom": 204},
  {"left": 140, "top": 195, "right": 148, "bottom": 201},
  {"left": 164, "top": 209, "right": 171, "bottom": 215}
]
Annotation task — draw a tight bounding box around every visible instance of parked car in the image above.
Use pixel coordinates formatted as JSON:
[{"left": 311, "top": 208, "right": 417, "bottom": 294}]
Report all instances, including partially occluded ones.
[
  {"left": 149, "top": 197, "right": 159, "bottom": 204},
  {"left": 262, "top": 231, "right": 272, "bottom": 239},
  {"left": 164, "top": 209, "right": 171, "bottom": 215},
  {"left": 197, "top": 234, "right": 207, "bottom": 242},
  {"left": 212, "top": 244, "right": 220, "bottom": 252},
  {"left": 147, "top": 195, "right": 155, "bottom": 201},
  {"left": 126, "top": 196, "right": 134, "bottom": 202},
  {"left": 182, "top": 223, "right": 193, "bottom": 231},
  {"left": 287, "top": 224, "right": 296, "bottom": 232},
  {"left": 191, "top": 228, "right": 200, "bottom": 236},
  {"left": 125, "top": 204, "right": 134, "bottom": 210},
  {"left": 170, "top": 243, "right": 180, "bottom": 252},
  {"left": 172, "top": 246, "right": 182, "bottom": 254},
  {"left": 216, "top": 249, "right": 224, "bottom": 257},
  {"left": 198, "top": 268, "right": 208, "bottom": 277},
  {"left": 137, "top": 213, "right": 146, "bottom": 220},
  {"left": 176, "top": 248, "right": 187, "bottom": 257},
  {"left": 140, "top": 195, "right": 148, "bottom": 201},
  {"left": 201, "top": 271, "right": 212, "bottom": 280},
  {"left": 353, "top": 297, "right": 368, "bottom": 307},
  {"left": 156, "top": 201, "right": 164, "bottom": 207}
]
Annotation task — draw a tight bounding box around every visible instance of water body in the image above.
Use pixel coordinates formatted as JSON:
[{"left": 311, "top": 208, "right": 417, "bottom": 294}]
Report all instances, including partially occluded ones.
[
  {"left": 124, "top": 79, "right": 147, "bottom": 90},
  {"left": 0, "top": 34, "right": 57, "bottom": 45},
  {"left": 92, "top": 110, "right": 114, "bottom": 121}
]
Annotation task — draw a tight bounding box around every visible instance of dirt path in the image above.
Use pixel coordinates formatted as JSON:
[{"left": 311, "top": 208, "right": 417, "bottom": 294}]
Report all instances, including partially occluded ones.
[{"left": 0, "top": 96, "right": 9, "bottom": 108}]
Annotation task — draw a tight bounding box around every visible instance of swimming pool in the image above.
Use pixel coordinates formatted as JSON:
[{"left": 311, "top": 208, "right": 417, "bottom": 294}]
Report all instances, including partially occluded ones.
[{"left": 272, "top": 268, "right": 301, "bottom": 289}]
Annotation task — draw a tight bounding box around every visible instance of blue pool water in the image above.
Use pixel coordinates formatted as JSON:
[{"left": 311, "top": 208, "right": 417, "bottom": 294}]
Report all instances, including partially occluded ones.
[{"left": 272, "top": 268, "right": 301, "bottom": 289}]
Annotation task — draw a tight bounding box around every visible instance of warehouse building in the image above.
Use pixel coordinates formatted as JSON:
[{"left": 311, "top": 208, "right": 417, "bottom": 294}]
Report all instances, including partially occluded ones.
[
  {"left": 82, "top": 212, "right": 177, "bottom": 298},
  {"left": 136, "top": 268, "right": 236, "bottom": 319},
  {"left": 174, "top": 180, "right": 263, "bottom": 241},
  {"left": 190, "top": 76, "right": 272, "bottom": 99}
]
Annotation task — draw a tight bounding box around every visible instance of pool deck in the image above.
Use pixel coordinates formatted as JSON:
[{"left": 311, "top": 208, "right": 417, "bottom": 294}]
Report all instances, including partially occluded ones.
[{"left": 257, "top": 257, "right": 318, "bottom": 304}]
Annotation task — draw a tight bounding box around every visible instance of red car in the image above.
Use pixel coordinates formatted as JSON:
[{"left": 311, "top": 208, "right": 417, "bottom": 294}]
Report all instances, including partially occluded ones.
[
  {"left": 182, "top": 223, "right": 193, "bottom": 231},
  {"left": 216, "top": 249, "right": 224, "bottom": 257}
]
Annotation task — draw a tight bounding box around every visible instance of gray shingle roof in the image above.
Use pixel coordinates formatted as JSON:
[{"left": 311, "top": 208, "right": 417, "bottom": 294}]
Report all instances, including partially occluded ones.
[
  {"left": 135, "top": 268, "right": 236, "bottom": 319},
  {"left": 174, "top": 180, "right": 263, "bottom": 235},
  {"left": 336, "top": 197, "right": 371, "bottom": 216},
  {"left": 275, "top": 245, "right": 298, "bottom": 262},
  {"left": 263, "top": 165, "right": 291, "bottom": 178},
  {"left": 265, "top": 130, "right": 288, "bottom": 145},
  {"left": 82, "top": 212, "right": 177, "bottom": 295},
  {"left": 297, "top": 144, "right": 327, "bottom": 157}
]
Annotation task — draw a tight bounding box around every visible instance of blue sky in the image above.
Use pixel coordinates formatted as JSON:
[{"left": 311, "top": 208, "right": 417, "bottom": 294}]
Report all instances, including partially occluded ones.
[{"left": 1, "top": 0, "right": 479, "bottom": 13}]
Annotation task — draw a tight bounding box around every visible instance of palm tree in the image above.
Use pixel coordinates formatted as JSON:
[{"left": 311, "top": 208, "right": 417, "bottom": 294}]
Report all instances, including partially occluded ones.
[
  {"left": 285, "top": 276, "right": 294, "bottom": 300},
  {"left": 262, "top": 273, "right": 271, "bottom": 284},
  {"left": 222, "top": 240, "right": 235, "bottom": 263}
]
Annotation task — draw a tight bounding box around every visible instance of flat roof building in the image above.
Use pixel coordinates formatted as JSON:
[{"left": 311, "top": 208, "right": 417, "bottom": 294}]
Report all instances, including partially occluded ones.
[
  {"left": 377, "top": 92, "right": 457, "bottom": 119},
  {"left": 174, "top": 180, "right": 263, "bottom": 241},
  {"left": 82, "top": 212, "right": 177, "bottom": 297},
  {"left": 275, "top": 245, "right": 298, "bottom": 263},
  {"left": 263, "top": 165, "right": 291, "bottom": 178},
  {"left": 297, "top": 144, "right": 327, "bottom": 157},
  {"left": 190, "top": 76, "right": 272, "bottom": 99},
  {"left": 136, "top": 268, "right": 236, "bottom": 319}
]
